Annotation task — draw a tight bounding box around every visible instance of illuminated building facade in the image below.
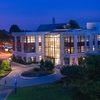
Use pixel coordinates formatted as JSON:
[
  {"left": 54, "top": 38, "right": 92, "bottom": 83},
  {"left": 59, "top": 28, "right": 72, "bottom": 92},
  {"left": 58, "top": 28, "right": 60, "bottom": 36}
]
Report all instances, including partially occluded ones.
[{"left": 12, "top": 22, "right": 100, "bottom": 66}]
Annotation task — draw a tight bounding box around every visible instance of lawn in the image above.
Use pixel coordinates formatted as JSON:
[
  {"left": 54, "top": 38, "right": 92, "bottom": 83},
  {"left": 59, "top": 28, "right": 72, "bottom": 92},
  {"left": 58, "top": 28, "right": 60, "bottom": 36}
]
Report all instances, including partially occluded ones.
[{"left": 7, "top": 83, "right": 72, "bottom": 100}]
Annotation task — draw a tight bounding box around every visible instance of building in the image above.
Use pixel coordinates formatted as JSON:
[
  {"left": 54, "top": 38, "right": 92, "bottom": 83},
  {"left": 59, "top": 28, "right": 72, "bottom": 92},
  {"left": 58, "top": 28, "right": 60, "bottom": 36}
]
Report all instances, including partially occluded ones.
[{"left": 12, "top": 22, "right": 100, "bottom": 66}]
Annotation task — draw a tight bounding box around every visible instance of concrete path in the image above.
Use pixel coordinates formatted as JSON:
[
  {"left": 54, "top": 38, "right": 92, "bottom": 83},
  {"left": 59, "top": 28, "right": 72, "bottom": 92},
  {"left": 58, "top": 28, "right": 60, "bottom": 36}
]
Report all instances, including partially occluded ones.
[{"left": 0, "top": 63, "right": 62, "bottom": 100}]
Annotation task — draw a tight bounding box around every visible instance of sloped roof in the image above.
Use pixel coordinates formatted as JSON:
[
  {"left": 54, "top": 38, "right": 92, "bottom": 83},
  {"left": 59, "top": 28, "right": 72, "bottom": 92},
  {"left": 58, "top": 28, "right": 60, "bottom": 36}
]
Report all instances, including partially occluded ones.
[{"left": 36, "top": 23, "right": 67, "bottom": 32}]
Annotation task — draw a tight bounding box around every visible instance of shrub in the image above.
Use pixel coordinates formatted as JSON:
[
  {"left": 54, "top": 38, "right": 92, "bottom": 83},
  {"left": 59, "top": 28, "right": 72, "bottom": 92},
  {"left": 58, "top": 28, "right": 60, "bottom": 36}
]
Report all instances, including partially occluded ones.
[
  {"left": 2, "top": 60, "right": 10, "bottom": 70},
  {"left": 48, "top": 70, "right": 55, "bottom": 74},
  {"left": 0, "top": 70, "right": 5, "bottom": 76},
  {"left": 33, "top": 68, "right": 40, "bottom": 72}
]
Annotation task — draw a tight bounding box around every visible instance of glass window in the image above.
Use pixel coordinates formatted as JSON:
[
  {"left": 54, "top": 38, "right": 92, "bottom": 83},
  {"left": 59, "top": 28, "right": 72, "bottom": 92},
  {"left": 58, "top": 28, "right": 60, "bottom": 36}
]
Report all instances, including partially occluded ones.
[
  {"left": 64, "top": 57, "right": 69, "bottom": 65},
  {"left": 38, "top": 36, "right": 42, "bottom": 42},
  {"left": 39, "top": 56, "right": 42, "bottom": 61}
]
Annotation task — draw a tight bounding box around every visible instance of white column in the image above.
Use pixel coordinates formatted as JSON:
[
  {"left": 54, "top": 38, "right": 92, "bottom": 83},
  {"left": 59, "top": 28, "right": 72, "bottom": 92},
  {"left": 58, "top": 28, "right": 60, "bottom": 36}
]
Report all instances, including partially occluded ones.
[
  {"left": 60, "top": 33, "right": 64, "bottom": 54},
  {"left": 14, "top": 36, "right": 17, "bottom": 52},
  {"left": 74, "top": 35, "right": 77, "bottom": 54},
  {"left": 75, "top": 57, "right": 78, "bottom": 65},
  {"left": 36, "top": 35, "right": 38, "bottom": 54},
  {"left": 21, "top": 36, "right": 24, "bottom": 53},
  {"left": 60, "top": 33, "right": 64, "bottom": 66}
]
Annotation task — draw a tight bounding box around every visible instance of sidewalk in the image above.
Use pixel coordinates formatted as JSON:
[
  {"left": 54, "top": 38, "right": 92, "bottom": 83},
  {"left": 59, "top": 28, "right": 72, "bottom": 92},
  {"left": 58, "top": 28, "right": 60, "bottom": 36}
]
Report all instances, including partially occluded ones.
[
  {"left": 0, "top": 89, "right": 12, "bottom": 100},
  {"left": 0, "top": 63, "right": 62, "bottom": 100}
]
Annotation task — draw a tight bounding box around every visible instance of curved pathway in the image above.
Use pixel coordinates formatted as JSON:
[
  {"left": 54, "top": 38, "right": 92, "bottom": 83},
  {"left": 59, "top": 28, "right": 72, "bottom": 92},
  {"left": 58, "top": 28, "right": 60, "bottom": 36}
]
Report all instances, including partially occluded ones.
[
  {"left": 0, "top": 63, "right": 62, "bottom": 87},
  {"left": 0, "top": 63, "right": 63, "bottom": 100}
]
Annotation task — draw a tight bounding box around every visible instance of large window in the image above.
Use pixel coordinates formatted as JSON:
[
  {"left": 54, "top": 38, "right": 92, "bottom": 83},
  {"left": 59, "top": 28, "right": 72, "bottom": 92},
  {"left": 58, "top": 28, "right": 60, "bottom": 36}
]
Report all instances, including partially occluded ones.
[
  {"left": 64, "top": 57, "right": 69, "bottom": 65},
  {"left": 92, "top": 35, "right": 95, "bottom": 52},
  {"left": 45, "top": 34, "right": 60, "bottom": 65},
  {"left": 30, "top": 56, "right": 36, "bottom": 62},
  {"left": 64, "top": 36, "right": 74, "bottom": 54},
  {"left": 38, "top": 36, "right": 42, "bottom": 52},
  {"left": 17, "top": 36, "right": 21, "bottom": 52},
  {"left": 77, "top": 35, "right": 85, "bottom": 53},
  {"left": 24, "top": 36, "right": 35, "bottom": 53}
]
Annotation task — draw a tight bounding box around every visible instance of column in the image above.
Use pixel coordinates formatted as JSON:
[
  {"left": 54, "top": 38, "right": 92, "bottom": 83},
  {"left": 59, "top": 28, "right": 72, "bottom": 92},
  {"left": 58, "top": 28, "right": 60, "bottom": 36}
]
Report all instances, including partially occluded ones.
[
  {"left": 42, "top": 35, "right": 44, "bottom": 53},
  {"left": 36, "top": 35, "right": 38, "bottom": 54},
  {"left": 74, "top": 35, "right": 77, "bottom": 55},
  {"left": 60, "top": 33, "right": 64, "bottom": 54},
  {"left": 21, "top": 36, "right": 24, "bottom": 53},
  {"left": 15, "top": 36, "right": 17, "bottom": 52}
]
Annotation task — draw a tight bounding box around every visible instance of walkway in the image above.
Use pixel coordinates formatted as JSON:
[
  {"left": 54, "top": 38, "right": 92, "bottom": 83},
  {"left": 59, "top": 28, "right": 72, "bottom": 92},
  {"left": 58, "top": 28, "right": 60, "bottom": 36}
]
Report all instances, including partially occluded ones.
[{"left": 0, "top": 63, "right": 62, "bottom": 100}]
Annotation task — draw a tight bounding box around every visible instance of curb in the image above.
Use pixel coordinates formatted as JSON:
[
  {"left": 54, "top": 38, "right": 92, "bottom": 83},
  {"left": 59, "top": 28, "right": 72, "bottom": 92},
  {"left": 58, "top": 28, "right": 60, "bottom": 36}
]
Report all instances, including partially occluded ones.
[{"left": 19, "top": 70, "right": 57, "bottom": 80}]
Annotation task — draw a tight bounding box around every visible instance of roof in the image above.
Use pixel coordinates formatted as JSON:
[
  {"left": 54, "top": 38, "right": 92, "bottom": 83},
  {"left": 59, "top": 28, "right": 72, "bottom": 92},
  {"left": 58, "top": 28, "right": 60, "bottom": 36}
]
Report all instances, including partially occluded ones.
[{"left": 36, "top": 23, "right": 67, "bottom": 32}]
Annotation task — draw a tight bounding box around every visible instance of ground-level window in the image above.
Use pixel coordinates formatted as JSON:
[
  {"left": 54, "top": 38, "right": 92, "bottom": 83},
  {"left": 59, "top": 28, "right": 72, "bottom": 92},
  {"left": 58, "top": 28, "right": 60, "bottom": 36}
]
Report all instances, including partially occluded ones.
[
  {"left": 30, "top": 56, "right": 36, "bottom": 62},
  {"left": 72, "top": 58, "right": 75, "bottom": 65},
  {"left": 64, "top": 57, "right": 69, "bottom": 65},
  {"left": 39, "top": 56, "right": 42, "bottom": 61}
]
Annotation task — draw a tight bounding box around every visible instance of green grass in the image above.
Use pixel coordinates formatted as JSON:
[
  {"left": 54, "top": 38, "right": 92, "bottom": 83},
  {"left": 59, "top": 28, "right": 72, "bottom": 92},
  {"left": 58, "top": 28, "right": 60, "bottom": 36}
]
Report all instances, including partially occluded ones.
[{"left": 7, "top": 83, "right": 72, "bottom": 100}]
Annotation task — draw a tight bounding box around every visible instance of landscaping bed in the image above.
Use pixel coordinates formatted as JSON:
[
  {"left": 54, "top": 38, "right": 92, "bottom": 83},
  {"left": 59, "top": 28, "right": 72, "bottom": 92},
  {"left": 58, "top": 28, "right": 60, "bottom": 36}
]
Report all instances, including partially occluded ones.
[{"left": 21, "top": 68, "right": 55, "bottom": 77}]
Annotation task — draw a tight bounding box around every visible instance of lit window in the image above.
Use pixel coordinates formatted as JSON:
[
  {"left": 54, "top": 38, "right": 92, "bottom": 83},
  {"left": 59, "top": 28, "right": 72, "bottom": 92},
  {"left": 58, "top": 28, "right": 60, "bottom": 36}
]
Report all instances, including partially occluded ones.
[
  {"left": 98, "top": 35, "right": 100, "bottom": 41},
  {"left": 39, "top": 56, "right": 42, "bottom": 61},
  {"left": 93, "top": 45, "right": 95, "bottom": 51},
  {"left": 38, "top": 36, "right": 42, "bottom": 42},
  {"left": 39, "top": 46, "right": 42, "bottom": 52}
]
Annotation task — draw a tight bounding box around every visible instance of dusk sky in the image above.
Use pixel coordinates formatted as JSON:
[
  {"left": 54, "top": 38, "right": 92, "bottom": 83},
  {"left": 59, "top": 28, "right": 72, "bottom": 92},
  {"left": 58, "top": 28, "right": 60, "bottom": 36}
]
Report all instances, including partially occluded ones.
[{"left": 0, "top": 0, "right": 100, "bottom": 31}]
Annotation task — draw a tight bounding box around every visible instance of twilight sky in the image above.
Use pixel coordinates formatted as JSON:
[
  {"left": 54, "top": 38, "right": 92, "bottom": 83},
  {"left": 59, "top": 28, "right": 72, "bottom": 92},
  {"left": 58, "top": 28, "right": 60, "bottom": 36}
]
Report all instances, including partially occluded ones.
[{"left": 0, "top": 0, "right": 100, "bottom": 31}]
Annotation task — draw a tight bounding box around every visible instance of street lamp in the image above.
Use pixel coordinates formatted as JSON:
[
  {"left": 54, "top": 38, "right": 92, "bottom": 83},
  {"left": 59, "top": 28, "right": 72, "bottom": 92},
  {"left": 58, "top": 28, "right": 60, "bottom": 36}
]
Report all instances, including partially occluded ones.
[{"left": 14, "top": 78, "right": 17, "bottom": 94}]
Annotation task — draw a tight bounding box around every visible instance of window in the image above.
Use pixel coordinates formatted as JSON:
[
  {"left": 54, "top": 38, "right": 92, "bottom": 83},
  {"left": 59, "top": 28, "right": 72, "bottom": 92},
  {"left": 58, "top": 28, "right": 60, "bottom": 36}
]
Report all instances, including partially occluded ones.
[
  {"left": 64, "top": 57, "right": 69, "bottom": 65},
  {"left": 39, "top": 56, "right": 42, "bottom": 61},
  {"left": 39, "top": 46, "right": 42, "bottom": 52},
  {"left": 30, "top": 56, "right": 36, "bottom": 62},
  {"left": 64, "top": 36, "right": 74, "bottom": 54},
  {"left": 77, "top": 35, "right": 85, "bottom": 53},
  {"left": 38, "top": 36, "right": 42, "bottom": 52},
  {"left": 24, "top": 36, "right": 36, "bottom": 53}
]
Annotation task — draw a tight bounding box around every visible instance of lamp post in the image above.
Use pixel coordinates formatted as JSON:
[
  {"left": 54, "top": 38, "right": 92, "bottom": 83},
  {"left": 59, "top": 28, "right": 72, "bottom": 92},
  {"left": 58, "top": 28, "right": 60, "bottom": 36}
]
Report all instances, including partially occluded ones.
[{"left": 14, "top": 78, "right": 17, "bottom": 94}]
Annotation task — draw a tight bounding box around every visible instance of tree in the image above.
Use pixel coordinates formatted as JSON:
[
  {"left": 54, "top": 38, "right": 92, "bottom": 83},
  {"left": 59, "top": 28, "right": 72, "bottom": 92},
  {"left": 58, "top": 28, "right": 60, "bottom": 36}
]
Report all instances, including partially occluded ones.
[
  {"left": 0, "top": 60, "right": 3, "bottom": 70},
  {"left": 40, "top": 59, "right": 44, "bottom": 71},
  {"left": 56, "top": 26, "right": 64, "bottom": 29},
  {"left": 68, "top": 20, "right": 80, "bottom": 29},
  {"left": 72, "top": 54, "right": 100, "bottom": 100},
  {"left": 9, "top": 24, "right": 21, "bottom": 34},
  {"left": 44, "top": 60, "right": 54, "bottom": 71},
  {"left": 1, "top": 60, "right": 10, "bottom": 70}
]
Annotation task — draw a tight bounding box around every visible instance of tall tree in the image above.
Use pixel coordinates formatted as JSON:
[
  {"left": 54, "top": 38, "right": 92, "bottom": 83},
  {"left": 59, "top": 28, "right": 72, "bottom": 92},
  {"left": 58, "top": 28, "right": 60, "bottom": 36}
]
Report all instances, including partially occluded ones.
[
  {"left": 72, "top": 54, "right": 100, "bottom": 100},
  {"left": 9, "top": 25, "right": 21, "bottom": 34},
  {"left": 68, "top": 20, "right": 80, "bottom": 29}
]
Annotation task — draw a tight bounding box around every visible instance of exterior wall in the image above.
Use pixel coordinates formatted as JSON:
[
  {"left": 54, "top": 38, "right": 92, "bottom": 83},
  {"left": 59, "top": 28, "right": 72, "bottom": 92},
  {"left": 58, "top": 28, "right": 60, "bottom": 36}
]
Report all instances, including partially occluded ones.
[
  {"left": 61, "top": 32, "right": 100, "bottom": 66},
  {"left": 12, "top": 32, "right": 45, "bottom": 63},
  {"left": 87, "top": 22, "right": 100, "bottom": 31},
  {"left": 12, "top": 30, "right": 100, "bottom": 66}
]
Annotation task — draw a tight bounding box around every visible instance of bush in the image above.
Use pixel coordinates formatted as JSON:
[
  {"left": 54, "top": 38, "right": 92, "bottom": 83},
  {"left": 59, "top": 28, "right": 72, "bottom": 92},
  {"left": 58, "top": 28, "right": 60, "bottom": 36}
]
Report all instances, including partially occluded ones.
[
  {"left": 48, "top": 70, "right": 55, "bottom": 74},
  {"left": 33, "top": 68, "right": 40, "bottom": 72},
  {"left": 0, "top": 70, "right": 5, "bottom": 76}
]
